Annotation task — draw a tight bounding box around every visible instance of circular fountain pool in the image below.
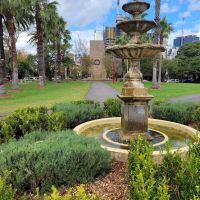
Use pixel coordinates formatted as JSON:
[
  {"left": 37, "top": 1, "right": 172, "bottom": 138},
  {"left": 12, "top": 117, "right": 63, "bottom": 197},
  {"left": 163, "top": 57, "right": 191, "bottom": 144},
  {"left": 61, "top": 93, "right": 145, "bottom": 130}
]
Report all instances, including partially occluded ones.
[{"left": 74, "top": 118, "right": 198, "bottom": 163}]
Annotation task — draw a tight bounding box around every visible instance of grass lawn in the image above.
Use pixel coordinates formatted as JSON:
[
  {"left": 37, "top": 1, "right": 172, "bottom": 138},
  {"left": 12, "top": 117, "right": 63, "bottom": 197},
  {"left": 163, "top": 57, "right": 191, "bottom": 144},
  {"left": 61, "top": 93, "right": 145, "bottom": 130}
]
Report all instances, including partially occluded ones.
[
  {"left": 109, "top": 81, "right": 200, "bottom": 102},
  {"left": 0, "top": 81, "right": 91, "bottom": 114}
]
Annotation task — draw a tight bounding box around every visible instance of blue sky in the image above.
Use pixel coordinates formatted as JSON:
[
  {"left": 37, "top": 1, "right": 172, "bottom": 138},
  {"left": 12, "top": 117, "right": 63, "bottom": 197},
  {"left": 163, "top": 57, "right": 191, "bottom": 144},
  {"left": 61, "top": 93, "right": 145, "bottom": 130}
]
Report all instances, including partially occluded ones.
[{"left": 17, "top": 0, "right": 200, "bottom": 54}]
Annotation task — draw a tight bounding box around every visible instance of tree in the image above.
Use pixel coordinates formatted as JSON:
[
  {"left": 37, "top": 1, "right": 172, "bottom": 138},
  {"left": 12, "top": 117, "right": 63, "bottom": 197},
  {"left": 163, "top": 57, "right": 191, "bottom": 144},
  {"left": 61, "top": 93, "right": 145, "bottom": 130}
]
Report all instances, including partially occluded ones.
[
  {"left": 35, "top": 0, "right": 46, "bottom": 87},
  {"left": 152, "top": 0, "right": 160, "bottom": 89},
  {"left": 0, "top": 0, "right": 33, "bottom": 90},
  {"left": 0, "top": 14, "right": 6, "bottom": 94},
  {"left": 158, "top": 17, "right": 174, "bottom": 84},
  {"left": 176, "top": 41, "right": 200, "bottom": 82}
]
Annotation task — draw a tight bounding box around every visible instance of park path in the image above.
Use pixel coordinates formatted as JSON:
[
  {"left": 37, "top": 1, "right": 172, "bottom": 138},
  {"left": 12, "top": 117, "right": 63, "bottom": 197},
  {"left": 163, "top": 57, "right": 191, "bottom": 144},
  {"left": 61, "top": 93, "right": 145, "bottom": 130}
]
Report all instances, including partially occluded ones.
[
  {"left": 169, "top": 94, "right": 200, "bottom": 103},
  {"left": 86, "top": 81, "right": 119, "bottom": 104}
]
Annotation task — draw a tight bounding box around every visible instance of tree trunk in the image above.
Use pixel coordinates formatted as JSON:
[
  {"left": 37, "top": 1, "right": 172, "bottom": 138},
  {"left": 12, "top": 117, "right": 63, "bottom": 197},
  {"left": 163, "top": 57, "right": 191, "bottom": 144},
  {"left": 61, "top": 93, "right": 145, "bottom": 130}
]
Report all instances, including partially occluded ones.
[
  {"left": 158, "top": 54, "right": 162, "bottom": 84},
  {"left": 152, "top": 0, "right": 160, "bottom": 89},
  {"left": 55, "top": 42, "right": 61, "bottom": 82},
  {"left": 5, "top": 7, "right": 19, "bottom": 90},
  {"left": 35, "top": 1, "right": 45, "bottom": 87},
  {"left": 152, "top": 57, "right": 158, "bottom": 87},
  {"left": 0, "top": 14, "right": 6, "bottom": 94}
]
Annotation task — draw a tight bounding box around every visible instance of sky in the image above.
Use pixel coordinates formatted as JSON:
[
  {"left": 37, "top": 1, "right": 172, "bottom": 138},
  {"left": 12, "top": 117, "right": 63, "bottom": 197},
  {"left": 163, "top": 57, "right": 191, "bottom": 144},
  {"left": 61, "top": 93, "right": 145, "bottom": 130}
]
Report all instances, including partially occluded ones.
[{"left": 16, "top": 0, "right": 200, "bottom": 54}]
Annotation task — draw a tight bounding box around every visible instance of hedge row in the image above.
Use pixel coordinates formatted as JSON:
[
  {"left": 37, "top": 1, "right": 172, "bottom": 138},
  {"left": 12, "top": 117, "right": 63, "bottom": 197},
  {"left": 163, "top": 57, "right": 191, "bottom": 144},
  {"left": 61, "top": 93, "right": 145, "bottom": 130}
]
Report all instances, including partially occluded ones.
[{"left": 0, "top": 101, "right": 104, "bottom": 144}]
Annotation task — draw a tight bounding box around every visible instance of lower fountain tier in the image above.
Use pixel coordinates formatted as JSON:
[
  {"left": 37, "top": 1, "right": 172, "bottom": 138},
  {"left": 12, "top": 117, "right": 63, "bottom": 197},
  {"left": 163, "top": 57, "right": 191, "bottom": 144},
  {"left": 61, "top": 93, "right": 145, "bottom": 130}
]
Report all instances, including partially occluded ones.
[
  {"left": 106, "top": 44, "right": 165, "bottom": 59},
  {"left": 117, "top": 20, "right": 156, "bottom": 34}
]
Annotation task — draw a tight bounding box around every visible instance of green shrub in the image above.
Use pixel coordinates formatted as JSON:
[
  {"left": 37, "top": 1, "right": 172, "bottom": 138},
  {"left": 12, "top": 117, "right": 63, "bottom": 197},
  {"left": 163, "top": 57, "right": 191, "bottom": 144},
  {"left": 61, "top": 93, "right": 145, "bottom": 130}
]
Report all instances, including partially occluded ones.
[
  {"left": 128, "top": 138, "right": 170, "bottom": 200},
  {"left": 193, "top": 106, "right": 200, "bottom": 130},
  {"left": 0, "top": 107, "right": 65, "bottom": 144},
  {"left": 71, "top": 100, "right": 100, "bottom": 107},
  {"left": 157, "top": 138, "right": 200, "bottom": 200},
  {"left": 104, "top": 98, "right": 121, "bottom": 117},
  {"left": 0, "top": 130, "right": 110, "bottom": 193},
  {"left": 151, "top": 102, "right": 197, "bottom": 124},
  {"left": 0, "top": 171, "right": 16, "bottom": 200},
  {"left": 53, "top": 103, "right": 104, "bottom": 129},
  {"left": 41, "top": 185, "right": 100, "bottom": 200}
]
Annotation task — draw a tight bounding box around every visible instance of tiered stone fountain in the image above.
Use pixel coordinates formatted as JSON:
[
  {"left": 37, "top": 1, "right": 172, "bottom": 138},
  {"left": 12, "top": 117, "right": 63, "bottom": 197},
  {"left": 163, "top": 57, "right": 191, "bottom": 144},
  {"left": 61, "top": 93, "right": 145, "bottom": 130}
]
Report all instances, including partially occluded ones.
[
  {"left": 106, "top": 0, "right": 164, "bottom": 141},
  {"left": 74, "top": 1, "right": 197, "bottom": 163}
]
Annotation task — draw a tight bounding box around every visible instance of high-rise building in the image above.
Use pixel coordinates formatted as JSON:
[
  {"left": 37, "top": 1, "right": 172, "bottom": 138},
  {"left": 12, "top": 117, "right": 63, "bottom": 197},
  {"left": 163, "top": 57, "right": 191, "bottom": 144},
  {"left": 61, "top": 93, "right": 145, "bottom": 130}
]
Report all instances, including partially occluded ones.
[
  {"left": 104, "top": 14, "right": 125, "bottom": 47},
  {"left": 173, "top": 35, "right": 199, "bottom": 48}
]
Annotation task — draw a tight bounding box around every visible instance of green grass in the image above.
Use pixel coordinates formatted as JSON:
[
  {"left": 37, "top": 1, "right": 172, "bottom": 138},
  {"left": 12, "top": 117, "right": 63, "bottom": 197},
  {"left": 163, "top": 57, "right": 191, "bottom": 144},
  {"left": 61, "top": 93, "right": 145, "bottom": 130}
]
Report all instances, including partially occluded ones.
[
  {"left": 0, "top": 81, "right": 91, "bottom": 114},
  {"left": 109, "top": 81, "right": 200, "bottom": 102}
]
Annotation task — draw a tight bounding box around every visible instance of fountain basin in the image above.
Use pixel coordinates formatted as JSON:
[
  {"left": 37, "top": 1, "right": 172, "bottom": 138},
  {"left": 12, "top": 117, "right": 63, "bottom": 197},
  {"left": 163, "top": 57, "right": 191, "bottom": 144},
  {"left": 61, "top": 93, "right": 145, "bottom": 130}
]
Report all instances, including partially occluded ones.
[
  {"left": 106, "top": 44, "right": 165, "bottom": 59},
  {"left": 117, "top": 20, "right": 156, "bottom": 34},
  {"left": 74, "top": 118, "right": 198, "bottom": 164},
  {"left": 122, "top": 2, "right": 150, "bottom": 15}
]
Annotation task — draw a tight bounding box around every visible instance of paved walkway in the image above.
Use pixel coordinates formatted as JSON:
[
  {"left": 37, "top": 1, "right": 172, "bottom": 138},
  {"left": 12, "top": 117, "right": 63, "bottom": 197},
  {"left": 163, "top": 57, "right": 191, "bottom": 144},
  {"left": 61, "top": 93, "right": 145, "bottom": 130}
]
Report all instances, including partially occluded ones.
[
  {"left": 169, "top": 94, "right": 200, "bottom": 103},
  {"left": 86, "top": 81, "right": 119, "bottom": 104}
]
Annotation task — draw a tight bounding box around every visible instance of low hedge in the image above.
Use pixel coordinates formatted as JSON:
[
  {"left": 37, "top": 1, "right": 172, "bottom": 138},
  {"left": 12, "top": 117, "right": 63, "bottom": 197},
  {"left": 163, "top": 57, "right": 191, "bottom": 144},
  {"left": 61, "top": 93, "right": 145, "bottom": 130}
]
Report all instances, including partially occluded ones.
[
  {"left": 0, "top": 107, "right": 65, "bottom": 144},
  {"left": 0, "top": 130, "right": 110, "bottom": 193},
  {"left": 151, "top": 102, "right": 198, "bottom": 125},
  {"left": 128, "top": 137, "right": 200, "bottom": 200},
  {"left": 104, "top": 98, "right": 121, "bottom": 117},
  {"left": 53, "top": 103, "right": 104, "bottom": 129},
  {"left": 193, "top": 106, "right": 200, "bottom": 130}
]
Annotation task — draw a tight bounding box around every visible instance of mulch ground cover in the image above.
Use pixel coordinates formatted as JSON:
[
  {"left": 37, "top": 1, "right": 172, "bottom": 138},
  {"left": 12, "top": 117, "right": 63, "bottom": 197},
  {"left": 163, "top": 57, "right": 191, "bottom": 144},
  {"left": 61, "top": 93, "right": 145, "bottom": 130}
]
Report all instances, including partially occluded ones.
[{"left": 84, "top": 161, "right": 128, "bottom": 200}]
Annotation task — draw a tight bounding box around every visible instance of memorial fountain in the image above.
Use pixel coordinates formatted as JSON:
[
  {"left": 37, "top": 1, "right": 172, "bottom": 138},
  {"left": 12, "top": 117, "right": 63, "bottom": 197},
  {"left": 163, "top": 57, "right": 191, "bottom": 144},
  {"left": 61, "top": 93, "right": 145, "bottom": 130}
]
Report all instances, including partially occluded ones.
[{"left": 74, "top": 1, "right": 197, "bottom": 163}]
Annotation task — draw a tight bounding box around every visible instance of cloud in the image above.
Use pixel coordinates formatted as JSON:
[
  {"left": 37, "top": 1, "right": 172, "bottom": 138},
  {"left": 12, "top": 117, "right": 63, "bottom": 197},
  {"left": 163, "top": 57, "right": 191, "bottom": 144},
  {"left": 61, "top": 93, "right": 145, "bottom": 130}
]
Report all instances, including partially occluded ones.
[
  {"left": 188, "top": 0, "right": 200, "bottom": 11},
  {"left": 161, "top": 3, "right": 179, "bottom": 13},
  {"left": 16, "top": 32, "right": 36, "bottom": 54},
  {"left": 179, "top": 11, "right": 191, "bottom": 18},
  {"left": 56, "top": 0, "right": 114, "bottom": 26}
]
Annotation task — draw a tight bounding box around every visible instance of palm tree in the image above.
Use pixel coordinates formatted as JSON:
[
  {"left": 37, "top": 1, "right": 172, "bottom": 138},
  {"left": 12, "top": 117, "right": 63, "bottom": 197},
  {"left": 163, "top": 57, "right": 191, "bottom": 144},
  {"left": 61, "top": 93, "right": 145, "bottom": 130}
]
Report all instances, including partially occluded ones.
[
  {"left": 1, "top": 0, "right": 33, "bottom": 90},
  {"left": 158, "top": 17, "right": 174, "bottom": 84},
  {"left": 35, "top": 0, "right": 46, "bottom": 87},
  {"left": 152, "top": 0, "right": 160, "bottom": 89},
  {"left": 0, "top": 14, "right": 6, "bottom": 95},
  {"left": 160, "top": 17, "right": 174, "bottom": 45}
]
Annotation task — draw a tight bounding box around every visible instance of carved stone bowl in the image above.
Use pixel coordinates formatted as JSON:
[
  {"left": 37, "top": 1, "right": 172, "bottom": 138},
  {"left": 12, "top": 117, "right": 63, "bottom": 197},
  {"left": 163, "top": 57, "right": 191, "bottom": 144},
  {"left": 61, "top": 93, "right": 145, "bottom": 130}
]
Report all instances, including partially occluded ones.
[
  {"left": 122, "top": 2, "right": 150, "bottom": 15},
  {"left": 117, "top": 20, "right": 157, "bottom": 34},
  {"left": 106, "top": 44, "right": 165, "bottom": 59}
]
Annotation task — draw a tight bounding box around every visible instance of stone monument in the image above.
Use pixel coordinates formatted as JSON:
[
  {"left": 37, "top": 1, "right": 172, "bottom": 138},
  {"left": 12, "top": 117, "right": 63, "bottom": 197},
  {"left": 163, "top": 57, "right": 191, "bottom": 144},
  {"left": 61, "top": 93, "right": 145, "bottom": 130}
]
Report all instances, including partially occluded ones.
[{"left": 90, "top": 40, "right": 107, "bottom": 80}]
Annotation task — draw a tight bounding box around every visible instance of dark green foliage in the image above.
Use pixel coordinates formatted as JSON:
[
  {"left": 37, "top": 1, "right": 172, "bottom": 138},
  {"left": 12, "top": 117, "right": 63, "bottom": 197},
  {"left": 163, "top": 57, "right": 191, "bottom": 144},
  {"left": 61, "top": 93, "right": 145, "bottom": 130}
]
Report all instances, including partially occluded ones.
[
  {"left": 176, "top": 41, "right": 200, "bottom": 82},
  {"left": 53, "top": 103, "right": 104, "bottom": 129},
  {"left": 193, "top": 106, "right": 200, "bottom": 130},
  {"left": 151, "top": 102, "right": 198, "bottom": 124},
  {"left": 71, "top": 100, "right": 100, "bottom": 107},
  {"left": 0, "top": 130, "right": 110, "bottom": 193},
  {"left": 128, "top": 138, "right": 170, "bottom": 200},
  {"left": 104, "top": 98, "right": 121, "bottom": 117},
  {"left": 129, "top": 137, "right": 200, "bottom": 200},
  {"left": 157, "top": 138, "right": 200, "bottom": 200},
  {"left": 0, "top": 107, "right": 65, "bottom": 144}
]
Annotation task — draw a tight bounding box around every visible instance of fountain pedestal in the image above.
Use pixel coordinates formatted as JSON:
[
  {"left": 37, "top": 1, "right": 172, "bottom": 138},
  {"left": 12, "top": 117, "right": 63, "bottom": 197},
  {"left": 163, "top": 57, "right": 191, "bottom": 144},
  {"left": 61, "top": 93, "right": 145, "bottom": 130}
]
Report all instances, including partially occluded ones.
[{"left": 118, "top": 59, "right": 153, "bottom": 141}]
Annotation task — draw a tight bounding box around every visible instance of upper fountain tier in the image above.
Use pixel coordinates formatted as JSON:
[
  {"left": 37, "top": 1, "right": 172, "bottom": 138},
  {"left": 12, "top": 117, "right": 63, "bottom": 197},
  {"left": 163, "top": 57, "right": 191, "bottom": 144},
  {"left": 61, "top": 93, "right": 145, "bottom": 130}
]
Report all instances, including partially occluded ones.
[
  {"left": 117, "top": 20, "right": 156, "bottom": 35},
  {"left": 117, "top": 1, "right": 156, "bottom": 35},
  {"left": 122, "top": 1, "right": 150, "bottom": 16}
]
